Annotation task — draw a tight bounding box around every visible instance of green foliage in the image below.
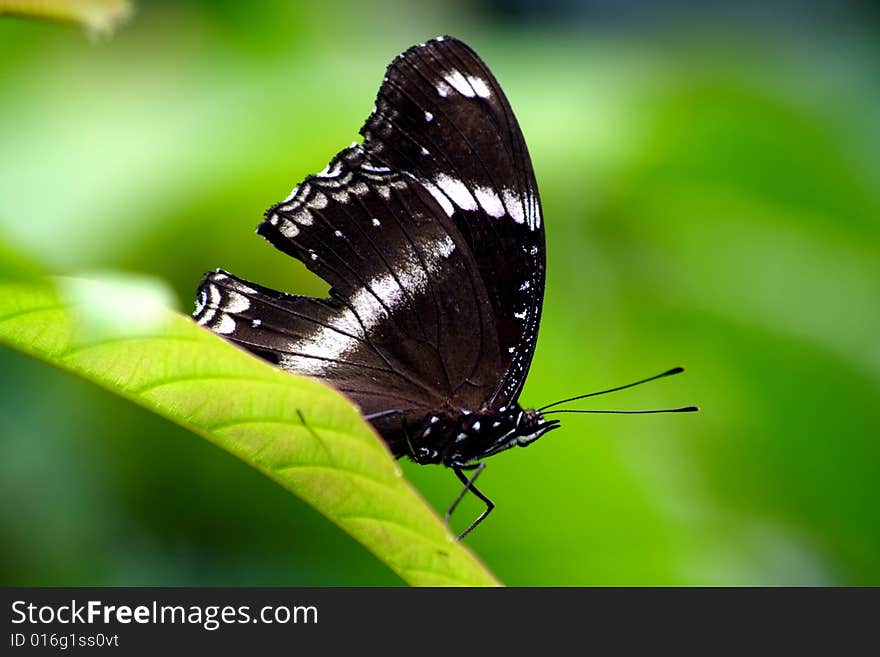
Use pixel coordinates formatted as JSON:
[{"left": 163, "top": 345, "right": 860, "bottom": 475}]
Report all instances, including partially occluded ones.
[
  {"left": 0, "top": 277, "right": 499, "bottom": 587},
  {"left": 0, "top": 0, "right": 132, "bottom": 37}
]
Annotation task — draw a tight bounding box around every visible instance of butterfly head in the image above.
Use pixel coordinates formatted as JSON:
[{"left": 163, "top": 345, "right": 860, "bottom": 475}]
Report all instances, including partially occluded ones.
[{"left": 410, "top": 406, "right": 561, "bottom": 467}]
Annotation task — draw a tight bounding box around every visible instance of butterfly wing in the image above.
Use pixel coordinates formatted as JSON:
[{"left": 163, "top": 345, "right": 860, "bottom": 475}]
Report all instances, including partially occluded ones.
[
  {"left": 196, "top": 36, "right": 546, "bottom": 453},
  {"left": 195, "top": 145, "right": 502, "bottom": 453},
  {"left": 360, "top": 36, "right": 546, "bottom": 406}
]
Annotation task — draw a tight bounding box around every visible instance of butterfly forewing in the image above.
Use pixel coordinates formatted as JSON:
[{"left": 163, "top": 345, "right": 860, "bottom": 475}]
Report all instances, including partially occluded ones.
[{"left": 361, "top": 37, "right": 546, "bottom": 406}]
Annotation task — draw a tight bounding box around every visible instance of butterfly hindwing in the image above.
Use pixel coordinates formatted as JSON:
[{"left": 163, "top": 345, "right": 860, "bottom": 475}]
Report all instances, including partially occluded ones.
[{"left": 195, "top": 268, "right": 441, "bottom": 455}]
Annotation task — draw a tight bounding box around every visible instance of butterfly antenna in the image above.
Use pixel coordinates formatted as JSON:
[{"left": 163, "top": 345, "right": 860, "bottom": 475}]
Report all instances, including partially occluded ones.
[
  {"left": 542, "top": 406, "right": 699, "bottom": 416},
  {"left": 538, "top": 366, "right": 687, "bottom": 412}
]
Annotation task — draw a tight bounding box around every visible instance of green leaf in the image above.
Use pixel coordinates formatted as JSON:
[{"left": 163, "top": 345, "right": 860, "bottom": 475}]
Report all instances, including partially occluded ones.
[
  {"left": 0, "top": 0, "right": 133, "bottom": 37},
  {"left": 0, "top": 277, "right": 500, "bottom": 586}
]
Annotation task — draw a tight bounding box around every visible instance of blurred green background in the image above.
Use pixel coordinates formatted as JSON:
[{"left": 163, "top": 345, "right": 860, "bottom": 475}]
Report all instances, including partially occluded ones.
[{"left": 2, "top": 0, "right": 879, "bottom": 586}]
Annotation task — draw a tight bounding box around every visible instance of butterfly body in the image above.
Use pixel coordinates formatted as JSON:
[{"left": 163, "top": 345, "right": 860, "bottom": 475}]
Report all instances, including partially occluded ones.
[{"left": 395, "top": 405, "right": 559, "bottom": 467}]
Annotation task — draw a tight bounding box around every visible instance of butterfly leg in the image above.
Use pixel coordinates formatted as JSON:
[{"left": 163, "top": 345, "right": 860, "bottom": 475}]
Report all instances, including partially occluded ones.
[
  {"left": 296, "top": 409, "right": 331, "bottom": 458},
  {"left": 448, "top": 463, "right": 494, "bottom": 540},
  {"left": 364, "top": 409, "right": 405, "bottom": 421}
]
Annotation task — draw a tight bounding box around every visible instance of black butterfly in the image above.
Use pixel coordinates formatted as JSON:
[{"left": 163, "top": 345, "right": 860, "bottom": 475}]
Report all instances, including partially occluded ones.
[{"left": 194, "top": 36, "right": 695, "bottom": 538}]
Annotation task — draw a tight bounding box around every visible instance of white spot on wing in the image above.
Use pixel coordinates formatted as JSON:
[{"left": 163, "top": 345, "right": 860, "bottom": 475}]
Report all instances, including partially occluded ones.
[
  {"left": 434, "top": 174, "right": 477, "bottom": 211},
  {"left": 443, "top": 70, "right": 475, "bottom": 97},
  {"left": 502, "top": 188, "right": 525, "bottom": 224},
  {"left": 196, "top": 285, "right": 219, "bottom": 325},
  {"left": 309, "top": 192, "right": 328, "bottom": 209},
  {"left": 424, "top": 111, "right": 433, "bottom": 122},
  {"left": 436, "top": 80, "right": 451, "bottom": 97},
  {"left": 194, "top": 289, "right": 206, "bottom": 315},
  {"left": 222, "top": 290, "right": 250, "bottom": 314},
  {"left": 292, "top": 209, "right": 313, "bottom": 226},
  {"left": 527, "top": 191, "right": 541, "bottom": 229},
  {"left": 370, "top": 275, "right": 404, "bottom": 306},
  {"left": 420, "top": 180, "right": 454, "bottom": 216},
  {"left": 214, "top": 314, "right": 236, "bottom": 335},
  {"left": 474, "top": 185, "right": 505, "bottom": 218},
  {"left": 372, "top": 218, "right": 381, "bottom": 227},
  {"left": 251, "top": 319, "right": 262, "bottom": 328},
  {"left": 467, "top": 75, "right": 491, "bottom": 98},
  {"left": 317, "top": 161, "right": 342, "bottom": 178},
  {"left": 436, "top": 235, "right": 455, "bottom": 258},
  {"left": 280, "top": 220, "right": 299, "bottom": 238}
]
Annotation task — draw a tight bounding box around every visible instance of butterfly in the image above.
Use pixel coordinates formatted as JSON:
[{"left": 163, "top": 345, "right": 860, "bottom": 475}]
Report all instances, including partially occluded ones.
[{"left": 194, "top": 36, "right": 696, "bottom": 538}]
